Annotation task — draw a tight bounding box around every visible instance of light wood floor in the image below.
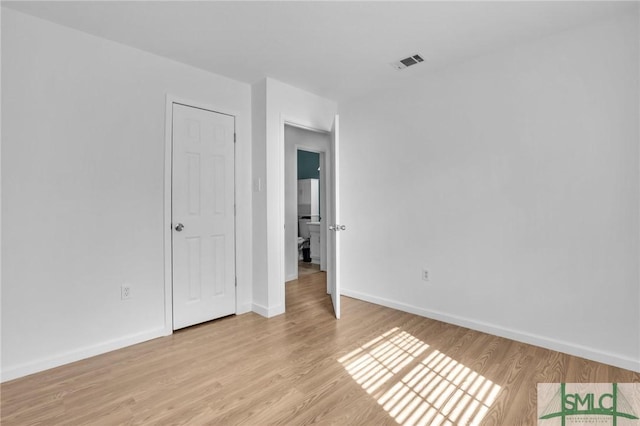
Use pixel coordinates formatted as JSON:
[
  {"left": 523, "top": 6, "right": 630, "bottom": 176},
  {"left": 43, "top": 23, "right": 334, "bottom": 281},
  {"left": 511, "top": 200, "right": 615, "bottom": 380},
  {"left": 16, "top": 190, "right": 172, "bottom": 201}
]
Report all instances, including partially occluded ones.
[
  {"left": 298, "top": 261, "right": 321, "bottom": 277},
  {"left": 2, "top": 271, "right": 638, "bottom": 425}
]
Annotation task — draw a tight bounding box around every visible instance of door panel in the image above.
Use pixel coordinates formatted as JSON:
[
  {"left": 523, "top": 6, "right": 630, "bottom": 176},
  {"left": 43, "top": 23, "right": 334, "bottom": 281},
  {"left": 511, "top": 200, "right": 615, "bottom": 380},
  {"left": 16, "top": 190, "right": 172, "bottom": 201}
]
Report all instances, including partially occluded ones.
[
  {"left": 328, "top": 115, "right": 341, "bottom": 319},
  {"left": 172, "top": 103, "right": 235, "bottom": 330}
]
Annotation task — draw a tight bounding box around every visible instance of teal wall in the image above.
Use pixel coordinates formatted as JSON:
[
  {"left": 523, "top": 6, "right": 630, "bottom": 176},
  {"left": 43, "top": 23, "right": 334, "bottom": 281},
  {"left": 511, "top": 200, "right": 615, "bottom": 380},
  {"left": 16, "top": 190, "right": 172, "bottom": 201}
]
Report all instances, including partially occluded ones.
[{"left": 297, "top": 150, "right": 320, "bottom": 179}]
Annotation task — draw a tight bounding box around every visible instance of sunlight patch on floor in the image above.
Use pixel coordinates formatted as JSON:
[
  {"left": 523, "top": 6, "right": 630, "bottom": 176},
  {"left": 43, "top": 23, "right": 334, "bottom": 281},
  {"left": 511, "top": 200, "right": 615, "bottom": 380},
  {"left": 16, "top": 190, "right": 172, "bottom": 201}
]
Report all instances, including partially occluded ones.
[{"left": 338, "top": 328, "right": 501, "bottom": 426}]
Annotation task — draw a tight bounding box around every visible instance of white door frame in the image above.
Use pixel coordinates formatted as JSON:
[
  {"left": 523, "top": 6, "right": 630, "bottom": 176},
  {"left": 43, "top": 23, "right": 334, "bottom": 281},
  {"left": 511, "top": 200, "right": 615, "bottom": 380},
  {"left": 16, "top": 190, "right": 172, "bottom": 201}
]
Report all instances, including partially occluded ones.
[
  {"left": 163, "top": 94, "right": 239, "bottom": 335},
  {"left": 287, "top": 140, "right": 328, "bottom": 281},
  {"left": 279, "top": 115, "right": 333, "bottom": 310}
]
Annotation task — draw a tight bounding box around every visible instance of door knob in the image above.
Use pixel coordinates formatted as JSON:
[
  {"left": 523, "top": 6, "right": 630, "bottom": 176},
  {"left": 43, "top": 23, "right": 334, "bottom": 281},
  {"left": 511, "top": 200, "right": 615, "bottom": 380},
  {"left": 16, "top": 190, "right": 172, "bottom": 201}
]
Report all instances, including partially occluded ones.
[
  {"left": 329, "top": 224, "right": 346, "bottom": 231},
  {"left": 175, "top": 223, "right": 184, "bottom": 232}
]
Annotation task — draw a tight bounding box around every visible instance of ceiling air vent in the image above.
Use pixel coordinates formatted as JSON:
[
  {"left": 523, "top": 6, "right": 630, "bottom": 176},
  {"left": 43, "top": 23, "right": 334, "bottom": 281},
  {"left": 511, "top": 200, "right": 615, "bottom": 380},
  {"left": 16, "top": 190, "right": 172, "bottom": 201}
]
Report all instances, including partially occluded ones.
[{"left": 390, "top": 54, "right": 424, "bottom": 70}]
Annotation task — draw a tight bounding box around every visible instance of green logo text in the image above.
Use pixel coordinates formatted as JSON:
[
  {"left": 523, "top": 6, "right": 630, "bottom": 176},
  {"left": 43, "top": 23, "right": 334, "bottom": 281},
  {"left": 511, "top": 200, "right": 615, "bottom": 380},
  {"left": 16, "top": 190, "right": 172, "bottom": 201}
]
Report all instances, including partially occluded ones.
[{"left": 539, "top": 383, "right": 639, "bottom": 426}]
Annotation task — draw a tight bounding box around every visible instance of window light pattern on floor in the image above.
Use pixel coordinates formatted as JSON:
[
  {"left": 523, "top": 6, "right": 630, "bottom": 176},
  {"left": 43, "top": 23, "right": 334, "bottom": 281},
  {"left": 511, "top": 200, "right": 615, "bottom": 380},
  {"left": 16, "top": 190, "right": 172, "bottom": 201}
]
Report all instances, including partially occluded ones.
[{"left": 338, "top": 327, "right": 501, "bottom": 426}]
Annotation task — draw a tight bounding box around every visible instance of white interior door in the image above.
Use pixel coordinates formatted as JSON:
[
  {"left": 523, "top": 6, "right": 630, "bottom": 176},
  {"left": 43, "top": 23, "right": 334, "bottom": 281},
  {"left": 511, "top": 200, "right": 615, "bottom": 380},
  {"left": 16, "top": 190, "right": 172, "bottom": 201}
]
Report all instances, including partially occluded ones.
[
  {"left": 328, "top": 115, "right": 341, "bottom": 319},
  {"left": 172, "top": 103, "right": 236, "bottom": 330}
]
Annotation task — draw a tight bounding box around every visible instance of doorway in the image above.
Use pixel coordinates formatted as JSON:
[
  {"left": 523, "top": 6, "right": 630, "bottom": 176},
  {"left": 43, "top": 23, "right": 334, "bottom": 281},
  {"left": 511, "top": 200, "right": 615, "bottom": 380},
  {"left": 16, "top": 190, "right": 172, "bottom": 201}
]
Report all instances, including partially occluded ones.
[
  {"left": 280, "top": 115, "right": 340, "bottom": 319},
  {"left": 166, "top": 100, "right": 237, "bottom": 331},
  {"left": 278, "top": 114, "right": 340, "bottom": 320},
  {"left": 296, "top": 150, "right": 323, "bottom": 278},
  {"left": 283, "top": 124, "right": 330, "bottom": 293}
]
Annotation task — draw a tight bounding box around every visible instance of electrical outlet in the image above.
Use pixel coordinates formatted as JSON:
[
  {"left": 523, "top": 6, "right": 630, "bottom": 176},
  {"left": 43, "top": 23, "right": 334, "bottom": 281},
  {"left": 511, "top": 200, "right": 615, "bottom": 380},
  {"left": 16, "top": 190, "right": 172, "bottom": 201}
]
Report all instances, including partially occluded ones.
[
  {"left": 121, "top": 284, "right": 131, "bottom": 300},
  {"left": 422, "top": 269, "right": 429, "bottom": 282}
]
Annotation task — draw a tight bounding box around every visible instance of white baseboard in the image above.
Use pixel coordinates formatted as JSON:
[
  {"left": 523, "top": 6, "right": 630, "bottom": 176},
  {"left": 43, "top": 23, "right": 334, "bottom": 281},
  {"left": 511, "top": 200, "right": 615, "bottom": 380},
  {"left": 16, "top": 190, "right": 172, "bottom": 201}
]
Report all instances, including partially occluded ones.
[
  {"left": 251, "top": 302, "right": 285, "bottom": 318},
  {"left": 341, "top": 288, "right": 640, "bottom": 373},
  {"left": 251, "top": 302, "right": 270, "bottom": 317},
  {"left": 1, "top": 327, "right": 167, "bottom": 383},
  {"left": 285, "top": 273, "right": 298, "bottom": 282}
]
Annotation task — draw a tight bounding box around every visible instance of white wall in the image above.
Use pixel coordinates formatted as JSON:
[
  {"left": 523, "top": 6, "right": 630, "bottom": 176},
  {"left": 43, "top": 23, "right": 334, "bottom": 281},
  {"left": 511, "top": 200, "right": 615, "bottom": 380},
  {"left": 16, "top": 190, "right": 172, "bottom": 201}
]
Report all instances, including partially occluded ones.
[
  {"left": 251, "top": 80, "right": 268, "bottom": 313},
  {"left": 339, "top": 13, "right": 639, "bottom": 371},
  {"left": 1, "top": 9, "right": 252, "bottom": 381},
  {"left": 251, "top": 78, "right": 336, "bottom": 317},
  {"left": 0, "top": 5, "right": 4, "bottom": 377},
  {"left": 284, "top": 125, "right": 329, "bottom": 282}
]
